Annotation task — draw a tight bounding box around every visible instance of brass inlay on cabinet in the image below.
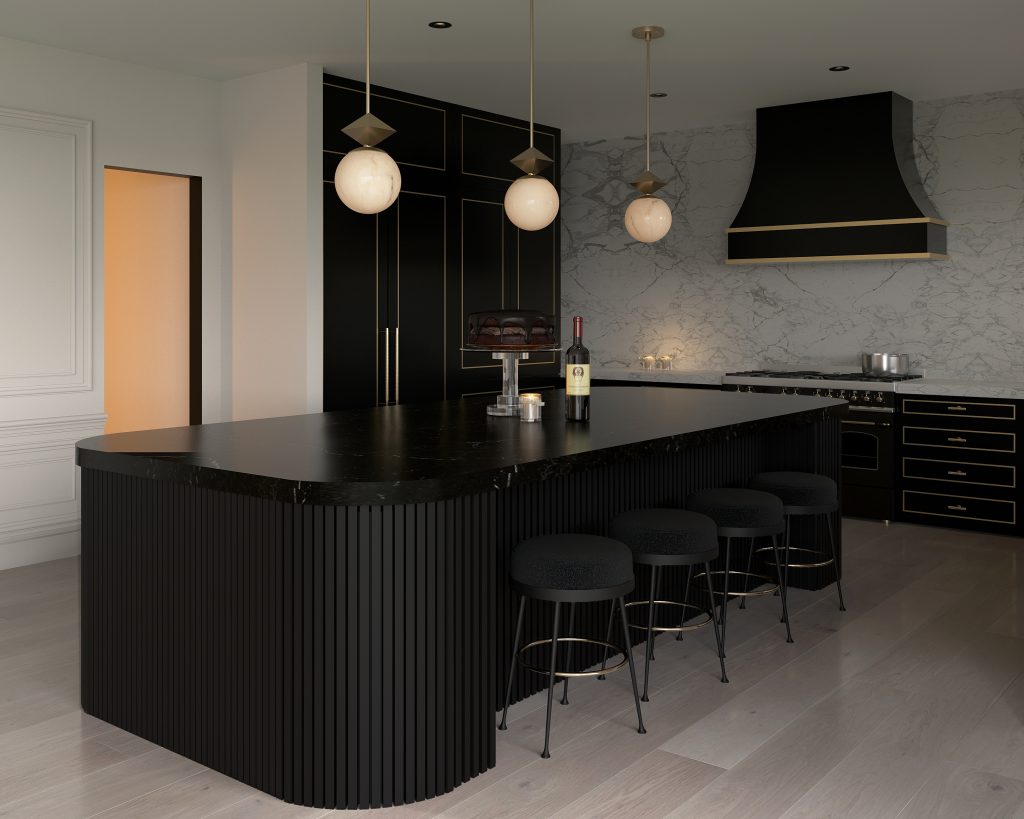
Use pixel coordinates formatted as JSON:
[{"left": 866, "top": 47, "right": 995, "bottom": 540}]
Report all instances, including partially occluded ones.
[
  {"left": 903, "top": 398, "right": 1016, "bottom": 421},
  {"left": 901, "top": 456, "right": 1016, "bottom": 488},
  {"left": 727, "top": 216, "right": 948, "bottom": 234},
  {"left": 902, "top": 489, "right": 1016, "bottom": 525},
  {"left": 902, "top": 425, "right": 1016, "bottom": 454}
]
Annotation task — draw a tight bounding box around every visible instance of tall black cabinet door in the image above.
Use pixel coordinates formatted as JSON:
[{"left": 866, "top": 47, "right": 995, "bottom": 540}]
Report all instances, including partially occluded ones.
[
  {"left": 391, "top": 191, "right": 447, "bottom": 404},
  {"left": 323, "top": 187, "right": 383, "bottom": 409}
]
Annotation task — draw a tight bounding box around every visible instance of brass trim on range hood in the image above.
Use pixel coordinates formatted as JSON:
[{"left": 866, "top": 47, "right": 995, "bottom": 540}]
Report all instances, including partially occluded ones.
[{"left": 727, "top": 92, "right": 947, "bottom": 263}]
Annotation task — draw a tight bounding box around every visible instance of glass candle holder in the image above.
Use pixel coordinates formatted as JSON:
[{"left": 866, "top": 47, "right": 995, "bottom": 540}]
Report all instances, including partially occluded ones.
[
  {"left": 639, "top": 355, "right": 656, "bottom": 370},
  {"left": 519, "top": 393, "right": 544, "bottom": 422},
  {"left": 656, "top": 355, "right": 674, "bottom": 370}
]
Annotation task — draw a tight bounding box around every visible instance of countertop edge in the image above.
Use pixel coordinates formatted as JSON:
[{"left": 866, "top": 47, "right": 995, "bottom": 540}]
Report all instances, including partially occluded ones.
[{"left": 76, "top": 402, "right": 843, "bottom": 506}]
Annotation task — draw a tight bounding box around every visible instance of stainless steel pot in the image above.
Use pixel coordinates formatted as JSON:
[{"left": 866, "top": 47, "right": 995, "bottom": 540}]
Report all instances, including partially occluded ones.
[{"left": 860, "top": 352, "right": 910, "bottom": 376}]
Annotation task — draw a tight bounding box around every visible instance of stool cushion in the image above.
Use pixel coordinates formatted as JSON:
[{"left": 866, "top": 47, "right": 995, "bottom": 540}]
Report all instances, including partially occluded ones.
[
  {"left": 686, "top": 488, "right": 784, "bottom": 531},
  {"left": 610, "top": 509, "right": 719, "bottom": 562},
  {"left": 749, "top": 471, "right": 837, "bottom": 508},
  {"left": 511, "top": 534, "right": 633, "bottom": 592}
]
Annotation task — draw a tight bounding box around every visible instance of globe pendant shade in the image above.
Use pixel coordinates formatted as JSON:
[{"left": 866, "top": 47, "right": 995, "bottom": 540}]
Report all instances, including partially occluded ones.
[
  {"left": 504, "top": 174, "right": 559, "bottom": 231},
  {"left": 334, "top": 146, "right": 402, "bottom": 214},
  {"left": 624, "top": 194, "right": 672, "bottom": 243}
]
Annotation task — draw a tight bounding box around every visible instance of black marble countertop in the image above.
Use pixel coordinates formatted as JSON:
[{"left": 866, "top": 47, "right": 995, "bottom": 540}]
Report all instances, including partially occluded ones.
[{"left": 76, "top": 387, "right": 844, "bottom": 505}]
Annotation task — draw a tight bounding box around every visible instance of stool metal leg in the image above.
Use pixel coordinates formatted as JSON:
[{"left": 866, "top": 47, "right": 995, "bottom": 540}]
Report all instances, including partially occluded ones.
[
  {"left": 650, "top": 566, "right": 662, "bottom": 661},
  {"left": 704, "top": 561, "right": 729, "bottom": 683},
  {"left": 541, "top": 602, "right": 562, "bottom": 758},
  {"left": 772, "top": 533, "right": 793, "bottom": 643},
  {"left": 720, "top": 537, "right": 732, "bottom": 653},
  {"left": 641, "top": 566, "right": 658, "bottom": 702},
  {"left": 560, "top": 603, "right": 576, "bottom": 705},
  {"left": 825, "top": 513, "right": 847, "bottom": 611},
  {"left": 597, "top": 598, "right": 617, "bottom": 680},
  {"left": 499, "top": 596, "right": 527, "bottom": 730},
  {"left": 740, "top": 538, "right": 754, "bottom": 609},
  {"left": 676, "top": 564, "right": 694, "bottom": 641},
  {"left": 618, "top": 596, "right": 647, "bottom": 735}
]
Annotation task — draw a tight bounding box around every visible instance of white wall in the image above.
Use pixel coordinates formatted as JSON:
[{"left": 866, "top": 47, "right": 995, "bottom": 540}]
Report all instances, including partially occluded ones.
[
  {"left": 225, "top": 63, "right": 323, "bottom": 421},
  {"left": 0, "top": 35, "right": 229, "bottom": 569}
]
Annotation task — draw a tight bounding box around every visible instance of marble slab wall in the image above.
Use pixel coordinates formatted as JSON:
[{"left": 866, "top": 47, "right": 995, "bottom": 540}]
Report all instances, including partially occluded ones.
[{"left": 560, "top": 88, "right": 1024, "bottom": 380}]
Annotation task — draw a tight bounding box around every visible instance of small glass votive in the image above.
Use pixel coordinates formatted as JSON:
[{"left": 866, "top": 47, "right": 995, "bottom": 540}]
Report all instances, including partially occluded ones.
[
  {"left": 656, "top": 355, "right": 674, "bottom": 370},
  {"left": 519, "top": 393, "right": 544, "bottom": 422},
  {"left": 639, "top": 355, "right": 656, "bottom": 370}
]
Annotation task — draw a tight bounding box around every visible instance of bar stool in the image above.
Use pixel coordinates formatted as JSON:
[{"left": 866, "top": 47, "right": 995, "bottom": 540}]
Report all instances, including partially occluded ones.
[
  {"left": 686, "top": 488, "right": 789, "bottom": 648},
  {"left": 498, "top": 534, "right": 647, "bottom": 758},
  {"left": 748, "top": 471, "right": 846, "bottom": 611},
  {"left": 605, "top": 509, "right": 728, "bottom": 700}
]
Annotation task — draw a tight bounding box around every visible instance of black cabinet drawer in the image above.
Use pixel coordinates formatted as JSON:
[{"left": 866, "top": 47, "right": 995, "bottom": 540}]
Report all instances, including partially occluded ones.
[
  {"left": 902, "top": 425, "right": 1016, "bottom": 453},
  {"left": 903, "top": 399, "right": 1016, "bottom": 421},
  {"left": 902, "top": 457, "right": 1016, "bottom": 488},
  {"left": 902, "top": 490, "right": 1016, "bottom": 525}
]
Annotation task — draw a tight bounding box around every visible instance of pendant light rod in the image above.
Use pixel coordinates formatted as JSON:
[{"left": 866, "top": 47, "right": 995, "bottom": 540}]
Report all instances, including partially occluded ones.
[
  {"left": 529, "top": 0, "right": 535, "bottom": 148},
  {"left": 364, "top": 0, "right": 371, "bottom": 114},
  {"left": 644, "top": 32, "right": 651, "bottom": 171}
]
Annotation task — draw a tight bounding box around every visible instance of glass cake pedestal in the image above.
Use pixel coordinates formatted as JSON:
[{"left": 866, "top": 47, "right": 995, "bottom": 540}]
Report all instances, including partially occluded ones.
[{"left": 461, "top": 345, "right": 562, "bottom": 416}]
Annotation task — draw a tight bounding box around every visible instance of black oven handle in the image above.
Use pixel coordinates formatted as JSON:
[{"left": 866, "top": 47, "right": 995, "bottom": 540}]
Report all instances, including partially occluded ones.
[{"left": 842, "top": 419, "right": 892, "bottom": 428}]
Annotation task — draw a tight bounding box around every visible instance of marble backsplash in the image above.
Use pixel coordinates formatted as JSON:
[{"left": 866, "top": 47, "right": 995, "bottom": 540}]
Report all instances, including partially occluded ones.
[{"left": 560, "top": 88, "right": 1024, "bottom": 380}]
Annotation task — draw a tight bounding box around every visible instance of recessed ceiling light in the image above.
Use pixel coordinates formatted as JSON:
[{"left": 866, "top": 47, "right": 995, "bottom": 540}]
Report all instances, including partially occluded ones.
[
  {"left": 428, "top": 21, "right": 452, "bottom": 29},
  {"left": 650, "top": 92, "right": 668, "bottom": 98},
  {"left": 828, "top": 65, "right": 850, "bottom": 72}
]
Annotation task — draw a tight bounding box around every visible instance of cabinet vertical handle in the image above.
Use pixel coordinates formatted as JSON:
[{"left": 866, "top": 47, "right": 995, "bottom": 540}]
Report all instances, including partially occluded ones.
[
  {"left": 395, "top": 326, "right": 399, "bottom": 404},
  {"left": 384, "top": 328, "right": 390, "bottom": 405}
]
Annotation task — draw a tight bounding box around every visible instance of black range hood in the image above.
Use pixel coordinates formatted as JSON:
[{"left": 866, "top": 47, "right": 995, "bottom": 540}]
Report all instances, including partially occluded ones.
[{"left": 727, "top": 91, "right": 947, "bottom": 264}]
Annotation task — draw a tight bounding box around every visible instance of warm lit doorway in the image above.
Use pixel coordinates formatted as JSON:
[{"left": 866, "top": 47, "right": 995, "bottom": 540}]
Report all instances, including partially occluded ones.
[{"left": 103, "top": 167, "right": 201, "bottom": 434}]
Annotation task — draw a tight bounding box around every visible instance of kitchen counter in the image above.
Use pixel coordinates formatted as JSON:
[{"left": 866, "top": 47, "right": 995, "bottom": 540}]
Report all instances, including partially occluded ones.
[
  {"left": 896, "top": 378, "right": 1024, "bottom": 399},
  {"left": 591, "top": 367, "right": 725, "bottom": 386},
  {"left": 77, "top": 388, "right": 843, "bottom": 810}
]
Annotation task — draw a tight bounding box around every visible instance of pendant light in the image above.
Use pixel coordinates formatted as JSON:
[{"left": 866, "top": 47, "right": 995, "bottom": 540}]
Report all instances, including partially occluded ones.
[
  {"left": 624, "top": 26, "right": 672, "bottom": 243},
  {"left": 504, "top": 0, "right": 559, "bottom": 232},
  {"left": 334, "top": 0, "right": 401, "bottom": 214}
]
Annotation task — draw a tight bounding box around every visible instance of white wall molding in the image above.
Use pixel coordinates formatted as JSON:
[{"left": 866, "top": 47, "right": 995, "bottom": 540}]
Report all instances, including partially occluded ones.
[
  {"left": 0, "top": 106, "right": 93, "bottom": 396},
  {"left": 0, "top": 412, "right": 105, "bottom": 566}
]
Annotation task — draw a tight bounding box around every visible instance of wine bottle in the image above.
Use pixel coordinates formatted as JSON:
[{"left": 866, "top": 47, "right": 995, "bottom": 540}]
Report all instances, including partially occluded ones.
[{"left": 565, "top": 315, "right": 591, "bottom": 422}]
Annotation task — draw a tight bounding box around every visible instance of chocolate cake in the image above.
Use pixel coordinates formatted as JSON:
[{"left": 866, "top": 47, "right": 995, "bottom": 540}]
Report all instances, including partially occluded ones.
[{"left": 465, "top": 310, "right": 558, "bottom": 350}]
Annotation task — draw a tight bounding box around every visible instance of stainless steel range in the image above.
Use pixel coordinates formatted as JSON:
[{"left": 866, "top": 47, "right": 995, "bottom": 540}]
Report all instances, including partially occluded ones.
[{"left": 723, "top": 370, "right": 923, "bottom": 521}]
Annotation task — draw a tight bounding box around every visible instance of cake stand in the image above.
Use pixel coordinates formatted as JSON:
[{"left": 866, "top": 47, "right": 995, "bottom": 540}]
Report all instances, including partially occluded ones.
[{"left": 462, "top": 344, "right": 562, "bottom": 416}]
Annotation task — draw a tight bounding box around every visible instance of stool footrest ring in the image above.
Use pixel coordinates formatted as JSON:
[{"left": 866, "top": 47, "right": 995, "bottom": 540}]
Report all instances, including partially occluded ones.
[
  {"left": 516, "top": 637, "right": 629, "bottom": 678},
  {"left": 694, "top": 569, "right": 780, "bottom": 597},
  {"left": 754, "top": 545, "right": 835, "bottom": 569},
  {"left": 622, "top": 600, "right": 712, "bottom": 632}
]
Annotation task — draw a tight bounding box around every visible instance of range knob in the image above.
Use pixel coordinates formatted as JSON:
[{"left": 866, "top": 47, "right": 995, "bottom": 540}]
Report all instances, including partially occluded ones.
[
  {"left": 814, "top": 389, "right": 822, "bottom": 397},
  {"left": 874, "top": 392, "right": 884, "bottom": 403},
  {"left": 837, "top": 390, "right": 846, "bottom": 399}
]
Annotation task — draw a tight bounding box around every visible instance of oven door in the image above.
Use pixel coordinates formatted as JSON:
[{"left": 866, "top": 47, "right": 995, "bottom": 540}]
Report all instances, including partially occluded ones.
[{"left": 841, "top": 411, "right": 894, "bottom": 489}]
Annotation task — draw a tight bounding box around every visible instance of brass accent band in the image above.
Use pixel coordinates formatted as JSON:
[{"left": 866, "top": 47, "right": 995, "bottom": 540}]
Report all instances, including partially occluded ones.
[
  {"left": 754, "top": 546, "right": 835, "bottom": 569},
  {"left": 622, "top": 600, "right": 712, "bottom": 633},
  {"left": 727, "top": 252, "right": 949, "bottom": 264},
  {"left": 516, "top": 637, "right": 629, "bottom": 678},
  {"left": 727, "top": 216, "right": 949, "bottom": 233},
  {"left": 694, "top": 569, "right": 780, "bottom": 597}
]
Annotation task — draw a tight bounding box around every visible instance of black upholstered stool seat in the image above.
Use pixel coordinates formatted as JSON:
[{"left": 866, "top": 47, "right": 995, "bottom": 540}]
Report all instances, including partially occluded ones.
[
  {"left": 749, "top": 471, "right": 838, "bottom": 511},
  {"left": 606, "top": 508, "right": 728, "bottom": 694},
  {"left": 610, "top": 509, "right": 719, "bottom": 565},
  {"left": 687, "top": 488, "right": 784, "bottom": 535},
  {"left": 501, "top": 533, "right": 646, "bottom": 757},
  {"left": 510, "top": 534, "right": 633, "bottom": 600}
]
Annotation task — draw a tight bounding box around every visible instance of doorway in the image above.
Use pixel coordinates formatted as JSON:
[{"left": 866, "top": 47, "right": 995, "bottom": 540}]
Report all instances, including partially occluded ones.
[{"left": 103, "top": 168, "right": 201, "bottom": 434}]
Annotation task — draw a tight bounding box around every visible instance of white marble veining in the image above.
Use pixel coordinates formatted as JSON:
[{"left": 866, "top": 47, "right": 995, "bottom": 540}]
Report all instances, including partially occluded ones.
[
  {"left": 591, "top": 367, "right": 724, "bottom": 386},
  {"left": 561, "top": 88, "right": 1024, "bottom": 383}
]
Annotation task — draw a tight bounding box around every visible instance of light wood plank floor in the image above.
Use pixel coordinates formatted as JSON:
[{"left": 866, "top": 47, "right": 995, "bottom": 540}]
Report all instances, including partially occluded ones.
[{"left": 1, "top": 519, "right": 1022, "bottom": 818}]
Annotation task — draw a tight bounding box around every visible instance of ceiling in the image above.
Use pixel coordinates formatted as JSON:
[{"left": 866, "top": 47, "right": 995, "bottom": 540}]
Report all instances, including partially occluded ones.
[{"left": 1, "top": 0, "right": 1022, "bottom": 141}]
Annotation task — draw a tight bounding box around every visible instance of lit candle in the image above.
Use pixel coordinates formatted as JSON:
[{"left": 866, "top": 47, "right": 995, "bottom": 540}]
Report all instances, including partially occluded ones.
[
  {"left": 519, "top": 393, "right": 544, "bottom": 422},
  {"left": 640, "top": 355, "right": 656, "bottom": 370}
]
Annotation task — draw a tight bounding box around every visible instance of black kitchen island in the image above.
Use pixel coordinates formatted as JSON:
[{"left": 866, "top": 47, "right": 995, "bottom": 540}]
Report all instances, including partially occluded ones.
[{"left": 76, "top": 387, "right": 843, "bottom": 810}]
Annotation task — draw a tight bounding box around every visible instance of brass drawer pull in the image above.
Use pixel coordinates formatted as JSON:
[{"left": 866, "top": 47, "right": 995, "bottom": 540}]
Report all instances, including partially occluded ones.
[
  {"left": 947, "top": 470, "right": 967, "bottom": 477},
  {"left": 947, "top": 405, "right": 967, "bottom": 411},
  {"left": 947, "top": 504, "right": 967, "bottom": 512},
  {"left": 947, "top": 436, "right": 967, "bottom": 443}
]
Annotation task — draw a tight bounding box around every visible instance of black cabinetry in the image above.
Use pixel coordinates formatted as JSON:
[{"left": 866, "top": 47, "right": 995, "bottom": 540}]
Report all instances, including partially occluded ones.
[
  {"left": 897, "top": 395, "right": 1022, "bottom": 534},
  {"left": 323, "top": 74, "right": 560, "bottom": 410}
]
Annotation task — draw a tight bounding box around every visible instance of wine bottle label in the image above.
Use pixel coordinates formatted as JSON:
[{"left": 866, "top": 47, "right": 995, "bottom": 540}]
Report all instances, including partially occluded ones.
[{"left": 566, "top": 363, "right": 591, "bottom": 396}]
